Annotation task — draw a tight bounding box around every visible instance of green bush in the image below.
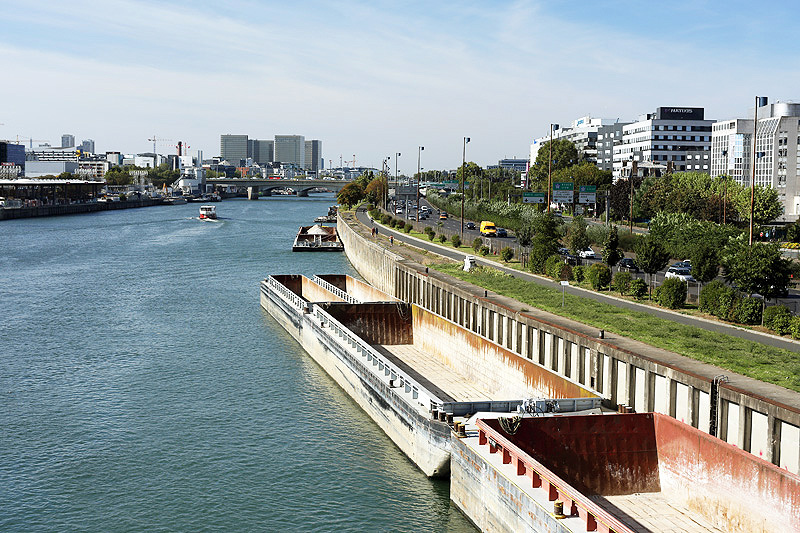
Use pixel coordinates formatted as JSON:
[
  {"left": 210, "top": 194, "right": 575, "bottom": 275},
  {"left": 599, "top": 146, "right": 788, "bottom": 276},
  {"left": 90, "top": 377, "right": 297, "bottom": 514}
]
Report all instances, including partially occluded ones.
[
  {"left": 479, "top": 245, "right": 490, "bottom": 256},
  {"left": 424, "top": 226, "right": 434, "bottom": 236},
  {"left": 451, "top": 234, "right": 462, "bottom": 248},
  {"left": 472, "top": 237, "right": 483, "bottom": 252},
  {"left": 427, "top": 230, "right": 436, "bottom": 241},
  {"left": 500, "top": 247, "right": 514, "bottom": 262},
  {"left": 380, "top": 213, "right": 391, "bottom": 224},
  {"left": 586, "top": 224, "right": 609, "bottom": 246},
  {"left": 573, "top": 265, "right": 585, "bottom": 283},
  {"left": 618, "top": 231, "right": 640, "bottom": 252},
  {"left": 586, "top": 263, "right": 612, "bottom": 290},
  {"left": 545, "top": 254, "right": 564, "bottom": 279},
  {"left": 438, "top": 233, "right": 447, "bottom": 243},
  {"left": 735, "top": 297, "right": 763, "bottom": 325},
  {"left": 612, "top": 271, "right": 633, "bottom": 295},
  {"left": 764, "top": 305, "right": 792, "bottom": 335},
  {"left": 791, "top": 316, "right": 800, "bottom": 339},
  {"left": 699, "top": 280, "right": 725, "bottom": 314},
  {"left": 628, "top": 278, "right": 648, "bottom": 299},
  {"left": 403, "top": 224, "right": 412, "bottom": 233},
  {"left": 718, "top": 286, "right": 740, "bottom": 321},
  {"left": 559, "top": 263, "right": 574, "bottom": 281},
  {"left": 656, "top": 278, "right": 687, "bottom": 309}
]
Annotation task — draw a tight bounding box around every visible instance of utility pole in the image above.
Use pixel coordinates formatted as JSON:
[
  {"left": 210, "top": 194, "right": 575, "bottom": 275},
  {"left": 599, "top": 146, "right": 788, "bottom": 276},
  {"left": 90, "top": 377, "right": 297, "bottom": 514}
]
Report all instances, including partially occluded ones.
[
  {"left": 416, "top": 146, "right": 424, "bottom": 218},
  {"left": 629, "top": 160, "right": 638, "bottom": 235}
]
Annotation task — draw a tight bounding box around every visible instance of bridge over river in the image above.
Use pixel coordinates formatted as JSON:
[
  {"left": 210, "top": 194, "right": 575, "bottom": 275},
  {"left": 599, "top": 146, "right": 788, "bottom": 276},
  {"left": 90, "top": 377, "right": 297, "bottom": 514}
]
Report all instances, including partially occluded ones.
[{"left": 207, "top": 178, "right": 350, "bottom": 199}]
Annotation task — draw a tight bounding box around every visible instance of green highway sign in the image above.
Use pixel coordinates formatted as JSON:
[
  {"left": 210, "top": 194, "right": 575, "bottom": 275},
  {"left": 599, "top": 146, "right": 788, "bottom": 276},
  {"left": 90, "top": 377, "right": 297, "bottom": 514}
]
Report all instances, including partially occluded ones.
[
  {"left": 523, "top": 192, "right": 546, "bottom": 204},
  {"left": 579, "top": 185, "right": 597, "bottom": 193},
  {"left": 553, "top": 182, "right": 574, "bottom": 190}
]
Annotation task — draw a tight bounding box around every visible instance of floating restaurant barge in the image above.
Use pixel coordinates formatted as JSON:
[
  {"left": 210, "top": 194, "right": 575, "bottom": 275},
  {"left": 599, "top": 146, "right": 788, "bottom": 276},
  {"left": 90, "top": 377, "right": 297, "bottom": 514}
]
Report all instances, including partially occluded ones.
[
  {"left": 292, "top": 224, "right": 344, "bottom": 252},
  {"left": 260, "top": 274, "right": 600, "bottom": 477}
]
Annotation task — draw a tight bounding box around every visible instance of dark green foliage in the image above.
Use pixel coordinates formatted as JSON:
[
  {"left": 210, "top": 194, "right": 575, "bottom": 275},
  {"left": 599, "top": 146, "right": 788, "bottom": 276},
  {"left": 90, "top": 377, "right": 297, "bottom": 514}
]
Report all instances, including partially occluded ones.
[
  {"left": 528, "top": 139, "right": 580, "bottom": 184},
  {"left": 722, "top": 235, "right": 792, "bottom": 299},
  {"left": 451, "top": 234, "right": 462, "bottom": 248},
  {"left": 617, "top": 231, "right": 640, "bottom": 252},
  {"left": 791, "top": 317, "right": 800, "bottom": 340},
  {"left": 634, "top": 235, "right": 670, "bottom": 294},
  {"left": 403, "top": 224, "right": 412, "bottom": 233},
  {"left": 437, "top": 234, "right": 447, "bottom": 243},
  {"left": 586, "top": 263, "right": 611, "bottom": 290},
  {"left": 529, "top": 213, "right": 562, "bottom": 274},
  {"left": 601, "top": 225, "right": 623, "bottom": 268},
  {"left": 735, "top": 297, "right": 763, "bottom": 325},
  {"left": 649, "top": 212, "right": 739, "bottom": 260},
  {"left": 559, "top": 263, "right": 573, "bottom": 281},
  {"left": 764, "top": 306, "right": 792, "bottom": 335},
  {"left": 479, "top": 245, "right": 490, "bottom": 256},
  {"left": 545, "top": 255, "right": 565, "bottom": 279},
  {"left": 573, "top": 265, "right": 585, "bottom": 283},
  {"left": 566, "top": 216, "right": 590, "bottom": 255},
  {"left": 515, "top": 225, "right": 533, "bottom": 247},
  {"left": 628, "top": 278, "right": 648, "bottom": 299},
  {"left": 500, "top": 247, "right": 514, "bottom": 262},
  {"left": 337, "top": 181, "right": 366, "bottom": 208},
  {"left": 427, "top": 231, "right": 436, "bottom": 241},
  {"left": 689, "top": 241, "right": 719, "bottom": 284},
  {"left": 699, "top": 281, "right": 727, "bottom": 314},
  {"left": 380, "top": 213, "right": 391, "bottom": 224},
  {"left": 612, "top": 271, "right": 632, "bottom": 295},
  {"left": 787, "top": 222, "right": 800, "bottom": 243},
  {"left": 472, "top": 237, "right": 483, "bottom": 252},
  {"left": 656, "top": 278, "right": 687, "bottom": 309}
]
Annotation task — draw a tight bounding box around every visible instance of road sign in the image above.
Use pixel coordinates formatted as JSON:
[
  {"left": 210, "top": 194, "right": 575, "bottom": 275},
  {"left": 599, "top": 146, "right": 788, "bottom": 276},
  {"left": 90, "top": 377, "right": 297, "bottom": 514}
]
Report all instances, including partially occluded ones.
[
  {"left": 523, "top": 192, "right": 545, "bottom": 204},
  {"left": 552, "top": 182, "right": 574, "bottom": 203},
  {"left": 578, "top": 185, "right": 597, "bottom": 204}
]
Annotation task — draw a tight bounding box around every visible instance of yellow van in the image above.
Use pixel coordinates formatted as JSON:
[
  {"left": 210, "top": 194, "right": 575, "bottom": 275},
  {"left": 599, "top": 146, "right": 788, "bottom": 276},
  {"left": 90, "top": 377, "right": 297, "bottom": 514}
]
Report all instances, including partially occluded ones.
[{"left": 480, "top": 221, "right": 496, "bottom": 236}]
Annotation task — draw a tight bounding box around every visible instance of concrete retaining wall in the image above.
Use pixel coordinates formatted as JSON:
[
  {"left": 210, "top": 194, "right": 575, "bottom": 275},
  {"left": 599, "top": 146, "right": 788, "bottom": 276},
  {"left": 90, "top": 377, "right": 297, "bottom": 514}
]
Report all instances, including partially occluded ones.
[{"left": 338, "top": 210, "right": 800, "bottom": 475}]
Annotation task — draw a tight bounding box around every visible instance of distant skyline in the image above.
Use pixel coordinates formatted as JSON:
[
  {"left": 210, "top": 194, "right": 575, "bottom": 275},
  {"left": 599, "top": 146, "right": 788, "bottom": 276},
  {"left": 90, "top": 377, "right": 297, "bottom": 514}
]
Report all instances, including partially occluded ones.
[{"left": 2, "top": 0, "right": 799, "bottom": 174}]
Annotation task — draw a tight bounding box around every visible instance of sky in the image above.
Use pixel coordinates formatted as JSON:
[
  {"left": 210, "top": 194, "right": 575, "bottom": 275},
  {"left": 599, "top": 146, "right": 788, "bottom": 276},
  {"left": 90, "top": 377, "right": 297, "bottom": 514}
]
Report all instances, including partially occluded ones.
[{"left": 2, "top": 0, "right": 799, "bottom": 174}]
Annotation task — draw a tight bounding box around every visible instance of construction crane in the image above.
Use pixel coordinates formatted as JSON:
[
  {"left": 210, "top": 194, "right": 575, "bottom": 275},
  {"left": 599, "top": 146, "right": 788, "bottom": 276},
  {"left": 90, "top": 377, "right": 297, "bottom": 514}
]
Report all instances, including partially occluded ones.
[
  {"left": 147, "top": 135, "right": 173, "bottom": 156},
  {"left": 347, "top": 154, "right": 357, "bottom": 167},
  {"left": 13, "top": 136, "right": 50, "bottom": 148}
]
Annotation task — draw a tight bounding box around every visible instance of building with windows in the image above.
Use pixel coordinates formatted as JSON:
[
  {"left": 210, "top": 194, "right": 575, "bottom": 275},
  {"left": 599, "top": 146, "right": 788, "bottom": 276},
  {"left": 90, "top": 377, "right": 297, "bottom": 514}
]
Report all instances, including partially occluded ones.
[
  {"left": 1, "top": 142, "right": 25, "bottom": 168},
  {"left": 80, "top": 139, "right": 95, "bottom": 154},
  {"left": 530, "top": 116, "right": 619, "bottom": 166},
  {"left": 274, "top": 135, "right": 305, "bottom": 169},
  {"left": 249, "top": 139, "right": 274, "bottom": 165},
  {"left": 613, "top": 107, "right": 713, "bottom": 181},
  {"left": 220, "top": 134, "right": 249, "bottom": 165},
  {"left": 595, "top": 122, "right": 629, "bottom": 171},
  {"left": 712, "top": 100, "right": 800, "bottom": 222},
  {"left": 61, "top": 134, "right": 75, "bottom": 148},
  {"left": 304, "top": 140, "right": 322, "bottom": 173}
]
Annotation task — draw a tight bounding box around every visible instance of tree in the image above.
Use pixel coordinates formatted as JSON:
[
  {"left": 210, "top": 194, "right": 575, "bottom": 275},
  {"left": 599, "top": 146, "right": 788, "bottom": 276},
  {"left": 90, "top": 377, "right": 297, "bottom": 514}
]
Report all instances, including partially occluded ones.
[
  {"left": 688, "top": 241, "right": 719, "bottom": 285},
  {"left": 551, "top": 162, "right": 613, "bottom": 189},
  {"left": 337, "top": 182, "right": 365, "bottom": 208},
  {"left": 515, "top": 225, "right": 533, "bottom": 247},
  {"left": 529, "top": 213, "right": 562, "bottom": 273},
  {"left": 528, "top": 139, "right": 580, "bottom": 186},
  {"left": 365, "top": 177, "right": 386, "bottom": 205},
  {"left": 634, "top": 235, "right": 670, "bottom": 296},
  {"left": 721, "top": 234, "right": 791, "bottom": 299},
  {"left": 732, "top": 184, "right": 783, "bottom": 225},
  {"left": 601, "top": 225, "right": 623, "bottom": 269},
  {"left": 609, "top": 174, "right": 644, "bottom": 222},
  {"left": 566, "top": 216, "right": 590, "bottom": 255}
]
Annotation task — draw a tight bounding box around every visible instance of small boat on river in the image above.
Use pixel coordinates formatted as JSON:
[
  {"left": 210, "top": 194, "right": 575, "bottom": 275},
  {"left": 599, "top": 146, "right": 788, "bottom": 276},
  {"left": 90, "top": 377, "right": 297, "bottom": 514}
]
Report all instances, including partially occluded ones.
[
  {"left": 198, "top": 205, "right": 217, "bottom": 220},
  {"left": 292, "top": 224, "right": 343, "bottom": 251}
]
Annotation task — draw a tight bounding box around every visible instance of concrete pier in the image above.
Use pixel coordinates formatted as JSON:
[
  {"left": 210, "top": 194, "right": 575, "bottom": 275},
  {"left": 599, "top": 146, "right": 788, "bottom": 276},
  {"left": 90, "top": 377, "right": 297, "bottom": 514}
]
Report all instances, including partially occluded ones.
[{"left": 0, "top": 198, "right": 163, "bottom": 220}]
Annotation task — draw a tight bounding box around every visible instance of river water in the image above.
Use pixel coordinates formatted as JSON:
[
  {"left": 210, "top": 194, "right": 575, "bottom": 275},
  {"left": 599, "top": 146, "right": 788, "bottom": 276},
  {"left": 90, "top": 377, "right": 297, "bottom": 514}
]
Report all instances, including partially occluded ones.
[{"left": 0, "top": 197, "right": 476, "bottom": 532}]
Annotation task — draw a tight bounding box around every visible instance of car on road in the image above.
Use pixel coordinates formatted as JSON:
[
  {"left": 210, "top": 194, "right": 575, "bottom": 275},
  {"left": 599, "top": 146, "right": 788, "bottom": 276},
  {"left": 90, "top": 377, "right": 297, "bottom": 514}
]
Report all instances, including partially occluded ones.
[
  {"left": 618, "top": 258, "right": 639, "bottom": 272},
  {"left": 665, "top": 267, "right": 695, "bottom": 282},
  {"left": 439, "top": 212, "right": 448, "bottom": 220},
  {"left": 466, "top": 222, "right": 476, "bottom": 230},
  {"left": 578, "top": 247, "right": 596, "bottom": 259},
  {"left": 496, "top": 228, "right": 508, "bottom": 238},
  {"left": 395, "top": 207, "right": 403, "bottom": 214},
  {"left": 671, "top": 261, "right": 692, "bottom": 271}
]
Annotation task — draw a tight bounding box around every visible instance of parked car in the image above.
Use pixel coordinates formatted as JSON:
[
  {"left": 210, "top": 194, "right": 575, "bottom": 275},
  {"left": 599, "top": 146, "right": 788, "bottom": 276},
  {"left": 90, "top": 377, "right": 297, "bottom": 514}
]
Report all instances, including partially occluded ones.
[
  {"left": 618, "top": 258, "right": 639, "bottom": 272},
  {"left": 557, "top": 247, "right": 570, "bottom": 256},
  {"left": 578, "top": 247, "right": 596, "bottom": 259},
  {"left": 496, "top": 228, "right": 508, "bottom": 238},
  {"left": 395, "top": 207, "right": 403, "bottom": 214},
  {"left": 466, "top": 222, "right": 476, "bottom": 230},
  {"left": 665, "top": 267, "right": 695, "bottom": 282},
  {"left": 563, "top": 253, "right": 581, "bottom": 266},
  {"left": 671, "top": 261, "right": 692, "bottom": 271}
]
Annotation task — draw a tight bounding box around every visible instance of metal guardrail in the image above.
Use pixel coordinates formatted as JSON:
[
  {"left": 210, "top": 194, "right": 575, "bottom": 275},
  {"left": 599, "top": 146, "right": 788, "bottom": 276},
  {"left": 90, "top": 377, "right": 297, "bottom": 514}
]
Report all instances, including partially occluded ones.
[
  {"left": 312, "top": 276, "right": 360, "bottom": 304},
  {"left": 442, "top": 397, "right": 601, "bottom": 416},
  {"left": 313, "top": 305, "right": 445, "bottom": 412},
  {"left": 264, "top": 276, "right": 306, "bottom": 310}
]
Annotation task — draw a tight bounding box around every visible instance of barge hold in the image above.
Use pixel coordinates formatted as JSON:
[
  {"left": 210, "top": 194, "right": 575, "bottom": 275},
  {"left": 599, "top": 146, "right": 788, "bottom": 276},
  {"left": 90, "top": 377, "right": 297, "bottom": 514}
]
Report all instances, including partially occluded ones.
[
  {"left": 260, "top": 274, "right": 601, "bottom": 477},
  {"left": 292, "top": 224, "right": 344, "bottom": 252},
  {"left": 453, "top": 412, "right": 800, "bottom": 533}
]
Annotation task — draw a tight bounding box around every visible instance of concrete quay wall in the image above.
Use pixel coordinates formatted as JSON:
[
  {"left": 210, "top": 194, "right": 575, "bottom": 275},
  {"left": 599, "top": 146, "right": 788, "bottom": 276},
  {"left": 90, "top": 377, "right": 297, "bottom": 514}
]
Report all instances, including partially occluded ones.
[{"left": 338, "top": 210, "right": 800, "bottom": 475}]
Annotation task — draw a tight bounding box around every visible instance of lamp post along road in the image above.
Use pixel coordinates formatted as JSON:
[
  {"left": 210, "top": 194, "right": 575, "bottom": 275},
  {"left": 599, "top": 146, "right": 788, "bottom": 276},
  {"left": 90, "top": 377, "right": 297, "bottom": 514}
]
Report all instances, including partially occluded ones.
[
  {"left": 547, "top": 124, "right": 559, "bottom": 212},
  {"left": 416, "top": 146, "right": 423, "bottom": 218},
  {"left": 749, "top": 96, "right": 768, "bottom": 246},
  {"left": 721, "top": 149, "right": 728, "bottom": 224},
  {"left": 395, "top": 152, "right": 400, "bottom": 212},
  {"left": 461, "top": 137, "right": 470, "bottom": 239}
]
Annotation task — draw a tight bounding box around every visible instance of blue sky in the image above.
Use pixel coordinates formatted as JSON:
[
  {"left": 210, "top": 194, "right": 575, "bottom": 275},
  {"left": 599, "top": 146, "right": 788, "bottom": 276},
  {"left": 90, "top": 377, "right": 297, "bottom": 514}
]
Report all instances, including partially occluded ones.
[{"left": 2, "top": 0, "right": 798, "bottom": 173}]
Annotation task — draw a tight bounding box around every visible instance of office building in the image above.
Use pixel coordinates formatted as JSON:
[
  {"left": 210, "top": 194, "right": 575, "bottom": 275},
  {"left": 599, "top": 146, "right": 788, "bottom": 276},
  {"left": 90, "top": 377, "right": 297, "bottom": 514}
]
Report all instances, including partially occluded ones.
[
  {"left": 220, "top": 134, "right": 249, "bottom": 166},
  {"left": 249, "top": 139, "right": 274, "bottom": 165},
  {"left": 1, "top": 142, "right": 26, "bottom": 168},
  {"left": 530, "top": 116, "right": 618, "bottom": 166},
  {"left": 80, "top": 139, "right": 95, "bottom": 154},
  {"left": 712, "top": 99, "right": 800, "bottom": 222},
  {"left": 274, "top": 135, "right": 305, "bottom": 169},
  {"left": 595, "top": 122, "right": 629, "bottom": 172},
  {"left": 304, "top": 140, "right": 322, "bottom": 173},
  {"left": 613, "top": 107, "right": 714, "bottom": 180},
  {"left": 61, "top": 134, "right": 75, "bottom": 148}
]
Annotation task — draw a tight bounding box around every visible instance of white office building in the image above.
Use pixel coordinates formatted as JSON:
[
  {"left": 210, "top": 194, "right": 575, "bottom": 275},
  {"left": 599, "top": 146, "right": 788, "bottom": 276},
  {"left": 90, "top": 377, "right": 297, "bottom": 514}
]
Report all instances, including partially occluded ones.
[
  {"left": 712, "top": 99, "right": 800, "bottom": 222},
  {"left": 530, "top": 116, "right": 619, "bottom": 166},
  {"left": 613, "top": 107, "right": 714, "bottom": 181}
]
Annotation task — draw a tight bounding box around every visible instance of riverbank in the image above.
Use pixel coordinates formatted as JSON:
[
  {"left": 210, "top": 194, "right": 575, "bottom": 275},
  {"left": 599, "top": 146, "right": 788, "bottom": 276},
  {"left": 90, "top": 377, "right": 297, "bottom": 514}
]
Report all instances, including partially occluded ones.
[{"left": 0, "top": 198, "right": 164, "bottom": 220}]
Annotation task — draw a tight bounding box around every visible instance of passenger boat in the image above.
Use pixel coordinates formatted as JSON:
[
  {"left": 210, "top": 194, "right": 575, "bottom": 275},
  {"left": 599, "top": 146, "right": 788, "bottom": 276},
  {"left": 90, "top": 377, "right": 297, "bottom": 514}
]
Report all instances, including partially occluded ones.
[
  {"left": 292, "top": 224, "right": 344, "bottom": 251},
  {"left": 198, "top": 205, "right": 217, "bottom": 219}
]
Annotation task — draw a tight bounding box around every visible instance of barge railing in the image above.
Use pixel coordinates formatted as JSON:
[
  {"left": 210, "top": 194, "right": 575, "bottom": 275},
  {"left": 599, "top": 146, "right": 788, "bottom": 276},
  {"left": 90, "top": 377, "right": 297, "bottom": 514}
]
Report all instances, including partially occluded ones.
[
  {"left": 265, "top": 276, "right": 306, "bottom": 310},
  {"left": 311, "top": 276, "right": 360, "bottom": 304}
]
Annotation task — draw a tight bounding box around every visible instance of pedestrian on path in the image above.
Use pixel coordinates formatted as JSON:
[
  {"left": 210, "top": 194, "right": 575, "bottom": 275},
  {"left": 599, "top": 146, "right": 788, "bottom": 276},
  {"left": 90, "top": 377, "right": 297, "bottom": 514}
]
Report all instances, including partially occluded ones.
[{"left": 390, "top": 235, "right": 394, "bottom": 246}]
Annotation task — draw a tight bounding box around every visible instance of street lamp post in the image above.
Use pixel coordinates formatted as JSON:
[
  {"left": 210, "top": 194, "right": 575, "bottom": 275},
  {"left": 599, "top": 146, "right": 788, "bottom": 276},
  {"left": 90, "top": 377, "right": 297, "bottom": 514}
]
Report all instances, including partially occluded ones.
[
  {"left": 461, "top": 137, "right": 470, "bottom": 239},
  {"left": 395, "top": 152, "right": 400, "bottom": 212},
  {"left": 721, "top": 149, "right": 728, "bottom": 224},
  {"left": 749, "top": 96, "right": 767, "bottom": 246},
  {"left": 416, "top": 146, "right": 424, "bottom": 219},
  {"left": 547, "top": 124, "right": 559, "bottom": 212}
]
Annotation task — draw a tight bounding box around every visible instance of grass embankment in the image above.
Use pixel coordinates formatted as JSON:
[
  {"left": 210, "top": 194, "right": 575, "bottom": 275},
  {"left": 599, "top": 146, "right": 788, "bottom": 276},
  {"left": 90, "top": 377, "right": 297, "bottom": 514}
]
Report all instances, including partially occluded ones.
[{"left": 433, "top": 262, "right": 800, "bottom": 393}]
